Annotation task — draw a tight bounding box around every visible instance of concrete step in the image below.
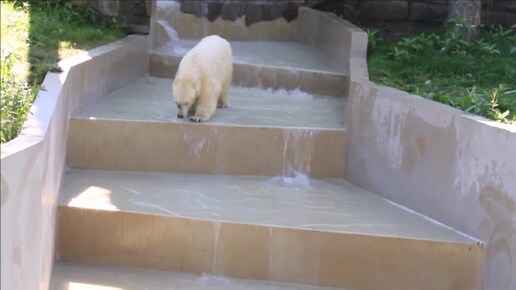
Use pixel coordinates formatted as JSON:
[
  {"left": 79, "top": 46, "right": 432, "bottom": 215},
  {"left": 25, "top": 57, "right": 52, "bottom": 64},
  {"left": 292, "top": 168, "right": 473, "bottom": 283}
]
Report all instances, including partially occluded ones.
[
  {"left": 66, "top": 77, "right": 347, "bottom": 178},
  {"left": 150, "top": 41, "right": 348, "bottom": 97},
  {"left": 50, "top": 262, "right": 346, "bottom": 290},
  {"left": 56, "top": 169, "right": 483, "bottom": 290}
]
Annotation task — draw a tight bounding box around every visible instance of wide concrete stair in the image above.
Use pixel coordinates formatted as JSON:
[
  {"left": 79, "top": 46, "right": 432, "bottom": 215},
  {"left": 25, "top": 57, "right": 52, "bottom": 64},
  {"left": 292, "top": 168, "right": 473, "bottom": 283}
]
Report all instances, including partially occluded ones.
[
  {"left": 51, "top": 3, "right": 484, "bottom": 290},
  {"left": 55, "top": 76, "right": 483, "bottom": 289},
  {"left": 55, "top": 169, "right": 483, "bottom": 290},
  {"left": 67, "top": 77, "right": 347, "bottom": 178},
  {"left": 150, "top": 40, "right": 348, "bottom": 96}
]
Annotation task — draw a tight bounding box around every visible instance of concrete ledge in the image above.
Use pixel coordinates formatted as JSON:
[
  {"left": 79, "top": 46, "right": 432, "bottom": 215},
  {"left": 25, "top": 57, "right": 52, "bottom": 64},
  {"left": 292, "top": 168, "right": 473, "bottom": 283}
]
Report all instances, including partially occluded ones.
[
  {"left": 57, "top": 206, "right": 484, "bottom": 290},
  {"left": 295, "top": 8, "right": 368, "bottom": 69},
  {"left": 66, "top": 119, "right": 346, "bottom": 178},
  {"left": 0, "top": 35, "right": 149, "bottom": 290}
]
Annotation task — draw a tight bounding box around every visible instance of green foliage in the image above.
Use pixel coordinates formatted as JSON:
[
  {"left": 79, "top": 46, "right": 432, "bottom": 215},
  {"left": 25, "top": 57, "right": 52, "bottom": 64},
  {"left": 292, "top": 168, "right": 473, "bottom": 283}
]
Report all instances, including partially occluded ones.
[
  {"left": 367, "top": 21, "right": 516, "bottom": 125},
  {"left": 0, "top": 51, "right": 39, "bottom": 143},
  {"left": 109, "top": 13, "right": 130, "bottom": 30},
  {"left": 1, "top": 1, "right": 125, "bottom": 143},
  {"left": 366, "top": 29, "right": 383, "bottom": 57}
]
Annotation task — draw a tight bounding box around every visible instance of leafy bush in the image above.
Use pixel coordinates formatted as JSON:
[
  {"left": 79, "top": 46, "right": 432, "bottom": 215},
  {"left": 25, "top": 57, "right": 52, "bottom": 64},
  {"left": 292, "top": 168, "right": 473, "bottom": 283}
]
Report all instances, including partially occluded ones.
[
  {"left": 0, "top": 1, "right": 125, "bottom": 143},
  {"left": 0, "top": 51, "right": 38, "bottom": 143},
  {"left": 368, "top": 21, "right": 516, "bottom": 124}
]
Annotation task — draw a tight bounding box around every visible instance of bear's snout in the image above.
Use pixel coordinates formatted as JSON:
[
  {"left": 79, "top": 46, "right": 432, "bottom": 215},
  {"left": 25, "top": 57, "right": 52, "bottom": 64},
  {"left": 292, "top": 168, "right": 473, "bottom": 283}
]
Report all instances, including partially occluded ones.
[{"left": 177, "top": 113, "right": 184, "bottom": 119}]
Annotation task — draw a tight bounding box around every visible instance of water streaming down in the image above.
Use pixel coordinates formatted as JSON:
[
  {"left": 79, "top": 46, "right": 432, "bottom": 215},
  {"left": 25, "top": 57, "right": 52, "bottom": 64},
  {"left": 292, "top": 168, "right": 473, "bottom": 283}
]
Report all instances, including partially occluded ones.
[
  {"left": 212, "top": 222, "right": 222, "bottom": 273},
  {"left": 155, "top": 0, "right": 215, "bottom": 54},
  {"left": 182, "top": 132, "right": 208, "bottom": 159},
  {"left": 155, "top": 18, "right": 192, "bottom": 55},
  {"left": 154, "top": 1, "right": 189, "bottom": 54},
  {"left": 278, "top": 129, "right": 317, "bottom": 184}
]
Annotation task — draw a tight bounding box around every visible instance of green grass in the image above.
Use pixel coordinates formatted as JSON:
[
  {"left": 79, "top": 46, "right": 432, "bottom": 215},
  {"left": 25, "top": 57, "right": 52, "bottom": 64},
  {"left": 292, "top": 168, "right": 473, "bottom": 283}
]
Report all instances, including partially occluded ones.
[
  {"left": 367, "top": 23, "right": 516, "bottom": 125},
  {"left": 1, "top": 1, "right": 126, "bottom": 143}
]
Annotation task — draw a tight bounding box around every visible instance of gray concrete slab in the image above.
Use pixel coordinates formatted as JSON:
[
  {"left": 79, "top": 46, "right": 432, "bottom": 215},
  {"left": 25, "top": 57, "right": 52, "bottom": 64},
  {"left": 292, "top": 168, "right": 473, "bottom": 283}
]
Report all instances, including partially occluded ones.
[{"left": 60, "top": 169, "right": 476, "bottom": 243}]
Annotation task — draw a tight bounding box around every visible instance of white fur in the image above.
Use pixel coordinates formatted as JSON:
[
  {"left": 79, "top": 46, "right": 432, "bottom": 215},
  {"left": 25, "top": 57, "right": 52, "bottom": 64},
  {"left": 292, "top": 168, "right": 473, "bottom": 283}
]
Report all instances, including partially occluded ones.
[{"left": 173, "top": 35, "right": 233, "bottom": 122}]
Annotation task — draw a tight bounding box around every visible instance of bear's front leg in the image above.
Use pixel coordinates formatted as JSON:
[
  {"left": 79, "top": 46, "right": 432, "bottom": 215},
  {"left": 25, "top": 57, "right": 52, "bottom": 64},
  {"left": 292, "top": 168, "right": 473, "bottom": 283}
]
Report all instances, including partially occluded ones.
[{"left": 191, "top": 92, "right": 217, "bottom": 122}]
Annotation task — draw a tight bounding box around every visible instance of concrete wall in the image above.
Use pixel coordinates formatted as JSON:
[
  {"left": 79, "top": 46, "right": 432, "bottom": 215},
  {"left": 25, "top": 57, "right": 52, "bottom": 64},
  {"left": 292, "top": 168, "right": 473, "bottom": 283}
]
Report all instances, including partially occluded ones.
[
  {"left": 344, "top": 22, "right": 516, "bottom": 290},
  {"left": 0, "top": 35, "right": 149, "bottom": 290},
  {"left": 296, "top": 7, "right": 367, "bottom": 74}
]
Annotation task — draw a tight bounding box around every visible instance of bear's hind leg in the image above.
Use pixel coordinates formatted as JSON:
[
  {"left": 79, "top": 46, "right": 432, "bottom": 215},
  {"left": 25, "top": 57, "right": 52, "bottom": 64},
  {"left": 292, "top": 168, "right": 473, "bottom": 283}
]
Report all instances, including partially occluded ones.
[{"left": 217, "top": 81, "right": 229, "bottom": 109}]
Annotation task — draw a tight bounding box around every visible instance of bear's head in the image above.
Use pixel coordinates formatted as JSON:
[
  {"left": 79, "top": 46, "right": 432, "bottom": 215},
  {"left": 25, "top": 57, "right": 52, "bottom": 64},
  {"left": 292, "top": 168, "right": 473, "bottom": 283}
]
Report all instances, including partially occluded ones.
[{"left": 173, "top": 78, "right": 197, "bottom": 119}]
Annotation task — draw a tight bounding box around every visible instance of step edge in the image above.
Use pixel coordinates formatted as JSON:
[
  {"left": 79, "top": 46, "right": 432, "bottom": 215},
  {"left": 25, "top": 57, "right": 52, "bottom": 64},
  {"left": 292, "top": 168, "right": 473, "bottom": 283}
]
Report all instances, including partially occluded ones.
[
  {"left": 149, "top": 52, "right": 349, "bottom": 77},
  {"left": 69, "top": 117, "right": 348, "bottom": 132},
  {"left": 56, "top": 204, "right": 483, "bottom": 246}
]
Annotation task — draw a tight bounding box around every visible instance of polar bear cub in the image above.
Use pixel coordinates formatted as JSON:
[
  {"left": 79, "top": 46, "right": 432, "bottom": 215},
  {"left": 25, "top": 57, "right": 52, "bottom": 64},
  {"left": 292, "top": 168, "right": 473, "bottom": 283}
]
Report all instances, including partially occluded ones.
[{"left": 173, "top": 35, "right": 233, "bottom": 122}]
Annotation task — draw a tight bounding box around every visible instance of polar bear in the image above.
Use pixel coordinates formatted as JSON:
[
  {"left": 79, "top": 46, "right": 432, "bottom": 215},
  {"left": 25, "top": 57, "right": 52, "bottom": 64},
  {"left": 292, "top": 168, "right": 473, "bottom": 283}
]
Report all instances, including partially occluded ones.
[{"left": 173, "top": 35, "right": 233, "bottom": 122}]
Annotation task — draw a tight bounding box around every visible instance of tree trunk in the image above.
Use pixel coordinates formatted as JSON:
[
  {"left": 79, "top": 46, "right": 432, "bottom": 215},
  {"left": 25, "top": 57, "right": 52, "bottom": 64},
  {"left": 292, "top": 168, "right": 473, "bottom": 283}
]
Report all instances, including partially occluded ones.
[{"left": 447, "top": 0, "right": 481, "bottom": 40}]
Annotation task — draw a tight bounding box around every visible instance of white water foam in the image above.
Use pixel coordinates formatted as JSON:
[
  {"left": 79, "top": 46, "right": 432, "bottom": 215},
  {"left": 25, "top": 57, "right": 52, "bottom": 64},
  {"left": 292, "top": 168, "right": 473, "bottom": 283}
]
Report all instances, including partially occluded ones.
[
  {"left": 271, "top": 171, "right": 311, "bottom": 186},
  {"left": 265, "top": 87, "right": 314, "bottom": 100},
  {"left": 155, "top": 18, "right": 191, "bottom": 55}
]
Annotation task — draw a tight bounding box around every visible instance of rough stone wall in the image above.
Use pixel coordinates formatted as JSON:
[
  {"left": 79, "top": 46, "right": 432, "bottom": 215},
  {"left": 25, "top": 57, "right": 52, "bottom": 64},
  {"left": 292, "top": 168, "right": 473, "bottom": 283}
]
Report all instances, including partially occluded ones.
[
  {"left": 70, "top": 0, "right": 516, "bottom": 31},
  {"left": 70, "top": 0, "right": 152, "bottom": 33},
  {"left": 177, "top": 0, "right": 318, "bottom": 26},
  {"left": 313, "top": 0, "right": 516, "bottom": 27}
]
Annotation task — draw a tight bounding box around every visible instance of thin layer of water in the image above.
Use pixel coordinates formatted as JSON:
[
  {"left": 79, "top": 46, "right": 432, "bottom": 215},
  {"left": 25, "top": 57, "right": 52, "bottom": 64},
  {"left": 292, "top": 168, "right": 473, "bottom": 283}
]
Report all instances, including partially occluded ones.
[
  {"left": 74, "top": 77, "right": 346, "bottom": 129},
  {"left": 60, "top": 170, "right": 476, "bottom": 243},
  {"left": 155, "top": 40, "right": 346, "bottom": 74},
  {"left": 50, "top": 262, "right": 344, "bottom": 290}
]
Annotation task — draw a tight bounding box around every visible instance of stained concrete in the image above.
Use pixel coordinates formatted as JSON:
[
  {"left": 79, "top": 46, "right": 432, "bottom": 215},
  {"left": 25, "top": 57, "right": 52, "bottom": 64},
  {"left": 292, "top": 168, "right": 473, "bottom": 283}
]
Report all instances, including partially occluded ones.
[{"left": 345, "top": 81, "right": 516, "bottom": 289}]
